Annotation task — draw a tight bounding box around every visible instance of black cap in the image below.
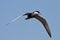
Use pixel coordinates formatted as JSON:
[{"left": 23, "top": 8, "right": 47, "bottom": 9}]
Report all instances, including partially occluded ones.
[{"left": 34, "top": 11, "right": 40, "bottom": 13}]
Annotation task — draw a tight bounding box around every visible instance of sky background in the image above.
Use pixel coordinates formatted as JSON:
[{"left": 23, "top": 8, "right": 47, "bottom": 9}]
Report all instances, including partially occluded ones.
[{"left": 0, "top": 0, "right": 60, "bottom": 40}]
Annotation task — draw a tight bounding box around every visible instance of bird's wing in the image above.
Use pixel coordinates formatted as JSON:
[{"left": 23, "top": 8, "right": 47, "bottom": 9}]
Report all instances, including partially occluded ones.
[
  {"left": 23, "top": 13, "right": 32, "bottom": 15},
  {"left": 34, "top": 15, "right": 51, "bottom": 37}
]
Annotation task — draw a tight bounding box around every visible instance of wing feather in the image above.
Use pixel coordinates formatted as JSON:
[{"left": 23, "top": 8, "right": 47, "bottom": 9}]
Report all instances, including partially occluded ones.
[{"left": 34, "top": 15, "right": 51, "bottom": 37}]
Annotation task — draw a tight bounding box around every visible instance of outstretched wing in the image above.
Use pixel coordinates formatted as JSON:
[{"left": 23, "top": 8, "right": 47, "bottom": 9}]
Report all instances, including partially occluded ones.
[{"left": 34, "top": 15, "right": 51, "bottom": 37}]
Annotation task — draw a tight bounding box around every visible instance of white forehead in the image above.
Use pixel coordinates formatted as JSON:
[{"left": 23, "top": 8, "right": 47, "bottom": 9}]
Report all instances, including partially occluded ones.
[{"left": 33, "top": 11, "right": 39, "bottom": 14}]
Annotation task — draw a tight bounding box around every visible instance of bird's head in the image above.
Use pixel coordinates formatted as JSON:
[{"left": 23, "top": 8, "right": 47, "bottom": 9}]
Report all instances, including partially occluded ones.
[{"left": 32, "top": 11, "right": 40, "bottom": 16}]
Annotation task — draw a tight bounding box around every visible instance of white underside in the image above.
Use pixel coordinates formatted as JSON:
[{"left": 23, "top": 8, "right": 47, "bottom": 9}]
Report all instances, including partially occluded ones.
[{"left": 33, "top": 12, "right": 39, "bottom": 15}]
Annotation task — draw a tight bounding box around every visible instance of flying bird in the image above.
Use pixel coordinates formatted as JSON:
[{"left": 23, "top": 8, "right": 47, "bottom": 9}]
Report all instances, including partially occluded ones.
[{"left": 23, "top": 11, "right": 52, "bottom": 37}]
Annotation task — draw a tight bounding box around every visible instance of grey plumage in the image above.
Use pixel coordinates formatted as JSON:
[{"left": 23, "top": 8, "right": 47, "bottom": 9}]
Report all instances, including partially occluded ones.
[
  {"left": 23, "top": 11, "right": 52, "bottom": 37},
  {"left": 34, "top": 15, "right": 51, "bottom": 37}
]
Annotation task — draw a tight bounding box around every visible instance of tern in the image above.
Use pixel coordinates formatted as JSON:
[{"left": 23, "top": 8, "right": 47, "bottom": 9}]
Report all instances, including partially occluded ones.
[{"left": 23, "top": 11, "right": 52, "bottom": 37}]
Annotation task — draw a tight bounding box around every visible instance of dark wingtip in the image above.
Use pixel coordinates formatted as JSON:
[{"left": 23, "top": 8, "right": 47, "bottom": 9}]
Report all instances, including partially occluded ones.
[
  {"left": 49, "top": 33, "right": 52, "bottom": 38},
  {"left": 50, "top": 35, "right": 52, "bottom": 38},
  {"left": 25, "top": 18, "right": 28, "bottom": 20}
]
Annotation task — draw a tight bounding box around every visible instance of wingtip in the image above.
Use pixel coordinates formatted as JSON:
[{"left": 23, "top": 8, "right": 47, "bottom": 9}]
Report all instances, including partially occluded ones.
[
  {"left": 49, "top": 34, "right": 52, "bottom": 38},
  {"left": 50, "top": 35, "right": 52, "bottom": 38}
]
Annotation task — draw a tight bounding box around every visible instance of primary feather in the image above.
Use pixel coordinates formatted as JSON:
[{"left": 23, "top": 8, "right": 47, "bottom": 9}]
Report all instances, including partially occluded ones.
[{"left": 34, "top": 15, "right": 51, "bottom": 37}]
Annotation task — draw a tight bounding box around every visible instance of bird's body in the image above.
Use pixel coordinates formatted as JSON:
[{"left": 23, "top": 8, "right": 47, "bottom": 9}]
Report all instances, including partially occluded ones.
[
  {"left": 23, "top": 11, "right": 52, "bottom": 38},
  {"left": 24, "top": 13, "right": 33, "bottom": 20}
]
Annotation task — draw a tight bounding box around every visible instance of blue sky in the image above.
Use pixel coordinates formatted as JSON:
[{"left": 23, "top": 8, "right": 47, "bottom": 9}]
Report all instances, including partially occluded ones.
[{"left": 0, "top": 0, "right": 60, "bottom": 40}]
